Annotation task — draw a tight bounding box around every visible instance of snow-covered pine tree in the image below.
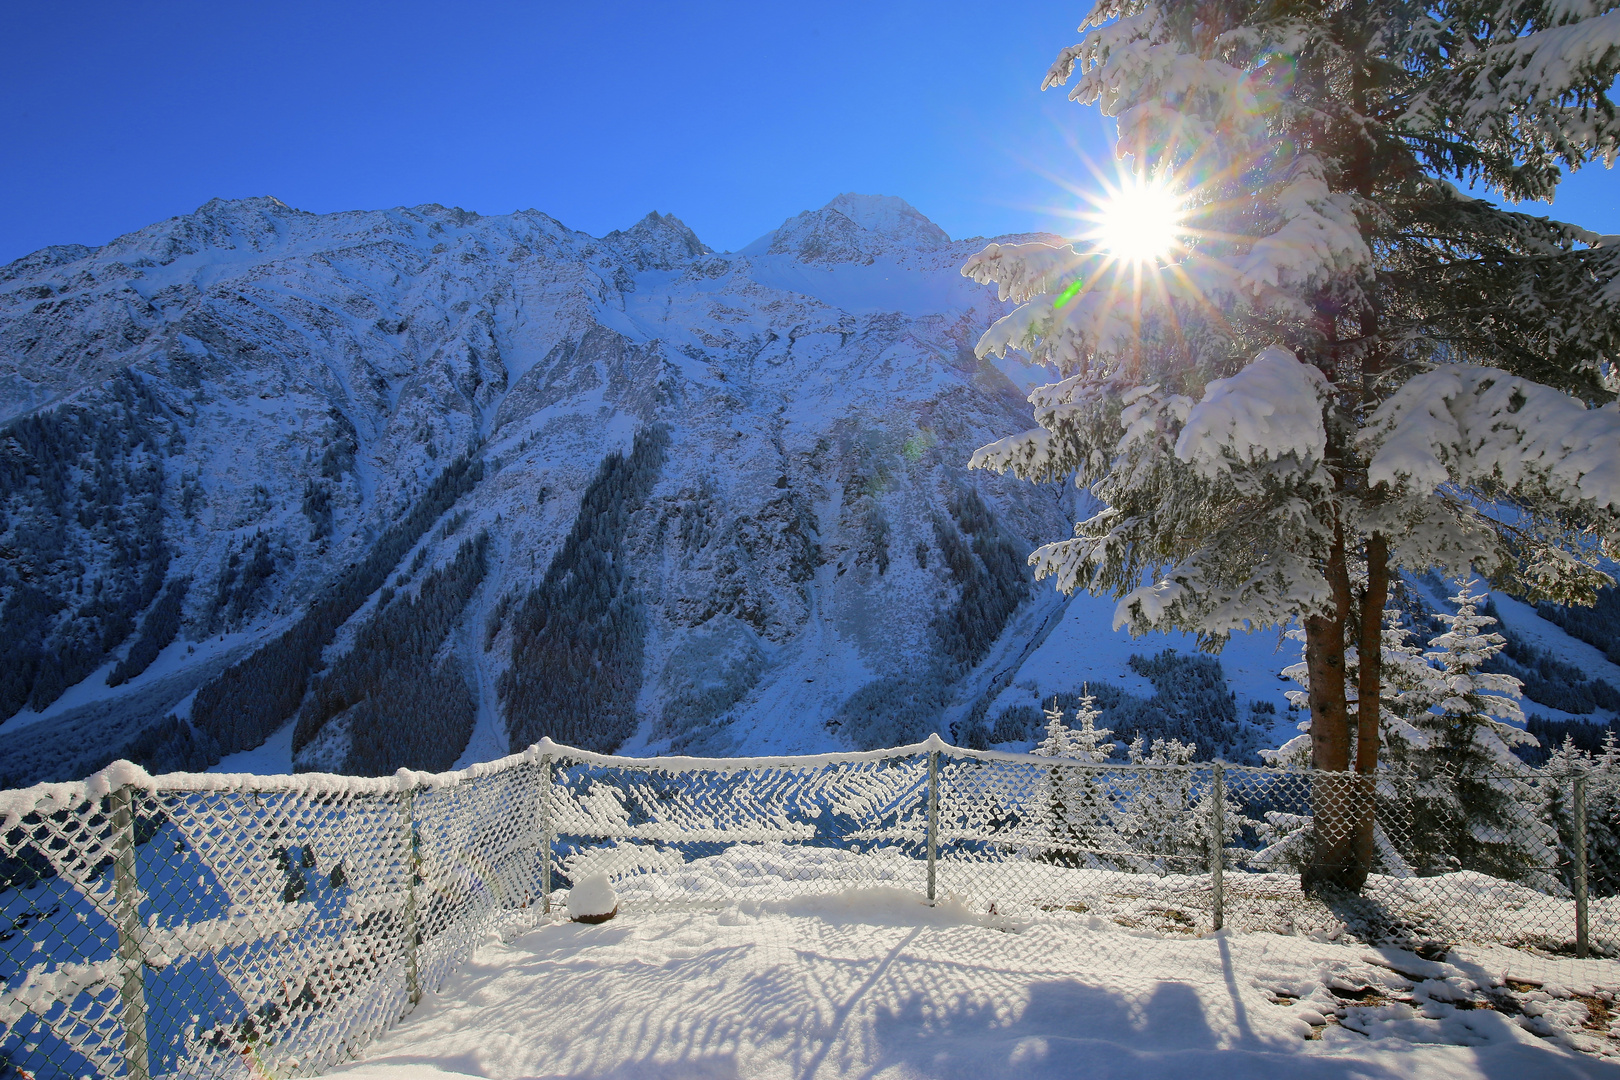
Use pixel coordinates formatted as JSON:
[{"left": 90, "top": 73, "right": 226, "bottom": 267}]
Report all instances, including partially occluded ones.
[
  {"left": 1371, "top": 609, "right": 1450, "bottom": 767},
  {"left": 1392, "top": 579, "right": 1557, "bottom": 880},
  {"left": 1068, "top": 687, "right": 1118, "bottom": 763},
  {"left": 965, "top": 0, "right": 1620, "bottom": 891},
  {"left": 1265, "top": 607, "right": 1442, "bottom": 868},
  {"left": 1271, "top": 607, "right": 1445, "bottom": 768},
  {"left": 1115, "top": 736, "right": 1206, "bottom": 869},
  {"left": 1033, "top": 692, "right": 1119, "bottom": 867},
  {"left": 1585, "top": 732, "right": 1620, "bottom": 898},
  {"left": 1035, "top": 697, "right": 1077, "bottom": 759},
  {"left": 1537, "top": 735, "right": 1620, "bottom": 900},
  {"left": 1422, "top": 581, "right": 1530, "bottom": 746}
]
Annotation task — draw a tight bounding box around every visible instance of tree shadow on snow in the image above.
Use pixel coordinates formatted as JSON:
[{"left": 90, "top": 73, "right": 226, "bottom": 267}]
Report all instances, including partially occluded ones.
[{"left": 860, "top": 969, "right": 1609, "bottom": 1080}]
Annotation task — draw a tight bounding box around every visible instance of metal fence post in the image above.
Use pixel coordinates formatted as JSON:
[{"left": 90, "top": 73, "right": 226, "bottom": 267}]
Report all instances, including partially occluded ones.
[
  {"left": 109, "top": 785, "right": 151, "bottom": 1080},
  {"left": 399, "top": 790, "right": 422, "bottom": 1006},
  {"left": 1574, "top": 772, "right": 1589, "bottom": 958},
  {"left": 539, "top": 754, "right": 554, "bottom": 915},
  {"left": 925, "top": 748, "right": 940, "bottom": 905},
  {"left": 1209, "top": 762, "right": 1225, "bottom": 933}
]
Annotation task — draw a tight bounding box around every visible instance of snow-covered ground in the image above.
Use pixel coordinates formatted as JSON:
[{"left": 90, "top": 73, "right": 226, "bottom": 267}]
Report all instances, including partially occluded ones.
[{"left": 332, "top": 888, "right": 1620, "bottom": 1079}]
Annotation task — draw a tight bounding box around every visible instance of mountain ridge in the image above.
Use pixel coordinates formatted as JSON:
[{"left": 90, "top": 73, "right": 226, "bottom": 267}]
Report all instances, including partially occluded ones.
[
  {"left": 0, "top": 191, "right": 1080, "bottom": 783},
  {"left": 2, "top": 193, "right": 1613, "bottom": 785}
]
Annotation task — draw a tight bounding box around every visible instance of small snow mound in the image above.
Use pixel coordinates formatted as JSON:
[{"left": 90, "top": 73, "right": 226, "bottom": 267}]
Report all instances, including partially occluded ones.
[
  {"left": 757, "top": 886, "right": 997, "bottom": 928},
  {"left": 567, "top": 873, "right": 619, "bottom": 922}
]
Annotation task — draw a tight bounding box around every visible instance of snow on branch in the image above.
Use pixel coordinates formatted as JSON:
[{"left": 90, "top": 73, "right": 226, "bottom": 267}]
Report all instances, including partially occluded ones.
[
  {"left": 1362, "top": 365, "right": 1620, "bottom": 510},
  {"left": 961, "top": 241, "right": 1090, "bottom": 304},
  {"left": 1174, "top": 348, "right": 1330, "bottom": 476},
  {"left": 968, "top": 426, "right": 1057, "bottom": 478},
  {"left": 1230, "top": 171, "right": 1372, "bottom": 295}
]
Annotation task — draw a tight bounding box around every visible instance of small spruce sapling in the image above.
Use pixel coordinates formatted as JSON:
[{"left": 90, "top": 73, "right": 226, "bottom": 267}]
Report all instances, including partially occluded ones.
[
  {"left": 1401, "top": 580, "right": 1553, "bottom": 883},
  {"left": 1117, "top": 736, "right": 1201, "bottom": 870},
  {"left": 1033, "top": 690, "right": 1119, "bottom": 867}
]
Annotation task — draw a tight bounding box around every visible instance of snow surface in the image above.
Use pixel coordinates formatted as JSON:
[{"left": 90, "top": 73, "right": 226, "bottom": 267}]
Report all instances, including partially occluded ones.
[{"left": 330, "top": 888, "right": 1620, "bottom": 1079}]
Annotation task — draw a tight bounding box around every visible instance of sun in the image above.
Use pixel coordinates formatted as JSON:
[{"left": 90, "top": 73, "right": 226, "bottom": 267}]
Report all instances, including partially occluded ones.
[{"left": 1087, "top": 177, "right": 1185, "bottom": 265}]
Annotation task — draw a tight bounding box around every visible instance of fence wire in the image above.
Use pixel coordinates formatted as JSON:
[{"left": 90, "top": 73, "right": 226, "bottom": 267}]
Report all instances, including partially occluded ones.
[{"left": 0, "top": 737, "right": 1612, "bottom": 1077}]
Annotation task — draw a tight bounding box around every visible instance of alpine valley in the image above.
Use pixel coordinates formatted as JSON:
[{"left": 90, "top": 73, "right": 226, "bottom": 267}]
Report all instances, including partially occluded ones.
[{"left": 3, "top": 194, "right": 1616, "bottom": 784}]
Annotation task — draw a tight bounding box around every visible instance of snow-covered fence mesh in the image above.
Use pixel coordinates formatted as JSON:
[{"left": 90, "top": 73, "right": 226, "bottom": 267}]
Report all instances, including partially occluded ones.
[
  {"left": 0, "top": 738, "right": 1611, "bottom": 1078},
  {"left": 0, "top": 759, "right": 548, "bottom": 1080}
]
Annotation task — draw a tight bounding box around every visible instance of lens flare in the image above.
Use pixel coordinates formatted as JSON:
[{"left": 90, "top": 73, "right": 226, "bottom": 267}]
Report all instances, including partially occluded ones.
[{"left": 1089, "top": 177, "right": 1185, "bottom": 265}]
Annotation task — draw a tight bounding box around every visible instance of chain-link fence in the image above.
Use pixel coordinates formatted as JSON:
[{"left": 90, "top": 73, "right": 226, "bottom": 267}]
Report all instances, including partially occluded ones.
[{"left": 1, "top": 737, "right": 1612, "bottom": 1077}]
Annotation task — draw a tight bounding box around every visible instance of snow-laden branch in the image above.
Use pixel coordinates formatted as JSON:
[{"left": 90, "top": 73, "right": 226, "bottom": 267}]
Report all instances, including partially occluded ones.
[
  {"left": 961, "top": 241, "right": 1089, "bottom": 304},
  {"left": 1174, "top": 348, "right": 1330, "bottom": 476},
  {"left": 1362, "top": 364, "right": 1620, "bottom": 510}
]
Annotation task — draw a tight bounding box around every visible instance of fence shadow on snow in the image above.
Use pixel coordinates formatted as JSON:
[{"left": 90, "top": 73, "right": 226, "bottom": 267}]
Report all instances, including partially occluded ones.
[{"left": 0, "top": 736, "right": 1610, "bottom": 1078}]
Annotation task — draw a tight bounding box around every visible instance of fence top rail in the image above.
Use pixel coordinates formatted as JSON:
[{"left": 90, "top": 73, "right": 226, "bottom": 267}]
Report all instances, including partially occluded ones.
[
  {"left": 0, "top": 740, "right": 558, "bottom": 829},
  {"left": 1, "top": 732, "right": 1595, "bottom": 830},
  {"left": 0, "top": 736, "right": 950, "bottom": 828}
]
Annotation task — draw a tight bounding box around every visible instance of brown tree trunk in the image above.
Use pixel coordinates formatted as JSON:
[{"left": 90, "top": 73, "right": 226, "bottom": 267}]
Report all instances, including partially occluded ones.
[
  {"left": 1299, "top": 25, "right": 1388, "bottom": 896},
  {"left": 1303, "top": 516, "right": 1365, "bottom": 892},
  {"left": 1348, "top": 532, "right": 1389, "bottom": 883}
]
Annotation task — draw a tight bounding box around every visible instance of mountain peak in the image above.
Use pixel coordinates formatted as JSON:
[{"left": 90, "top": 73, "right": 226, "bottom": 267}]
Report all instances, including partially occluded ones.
[
  {"left": 740, "top": 194, "right": 951, "bottom": 263},
  {"left": 196, "top": 195, "right": 295, "bottom": 214},
  {"left": 604, "top": 210, "right": 712, "bottom": 271},
  {"left": 822, "top": 194, "right": 950, "bottom": 247}
]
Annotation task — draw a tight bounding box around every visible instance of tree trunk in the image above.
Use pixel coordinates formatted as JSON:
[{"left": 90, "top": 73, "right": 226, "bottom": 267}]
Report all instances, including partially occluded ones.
[
  {"left": 1348, "top": 532, "right": 1389, "bottom": 882},
  {"left": 1303, "top": 514, "right": 1367, "bottom": 892}
]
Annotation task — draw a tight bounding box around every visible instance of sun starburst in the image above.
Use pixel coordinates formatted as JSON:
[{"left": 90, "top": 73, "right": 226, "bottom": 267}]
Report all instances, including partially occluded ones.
[{"left": 1085, "top": 176, "right": 1186, "bottom": 265}]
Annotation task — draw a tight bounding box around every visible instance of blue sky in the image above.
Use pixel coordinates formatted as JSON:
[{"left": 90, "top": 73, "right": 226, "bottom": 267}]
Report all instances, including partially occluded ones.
[{"left": 2, "top": 1, "right": 1616, "bottom": 263}]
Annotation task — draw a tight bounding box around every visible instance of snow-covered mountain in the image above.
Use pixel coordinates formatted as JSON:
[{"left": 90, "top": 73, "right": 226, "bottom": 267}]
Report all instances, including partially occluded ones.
[
  {"left": 0, "top": 193, "right": 1094, "bottom": 782},
  {"left": 3, "top": 193, "right": 1613, "bottom": 786}
]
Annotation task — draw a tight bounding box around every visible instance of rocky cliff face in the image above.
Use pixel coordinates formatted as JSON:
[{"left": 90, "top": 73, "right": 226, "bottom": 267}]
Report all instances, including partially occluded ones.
[{"left": 0, "top": 193, "right": 1075, "bottom": 783}]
